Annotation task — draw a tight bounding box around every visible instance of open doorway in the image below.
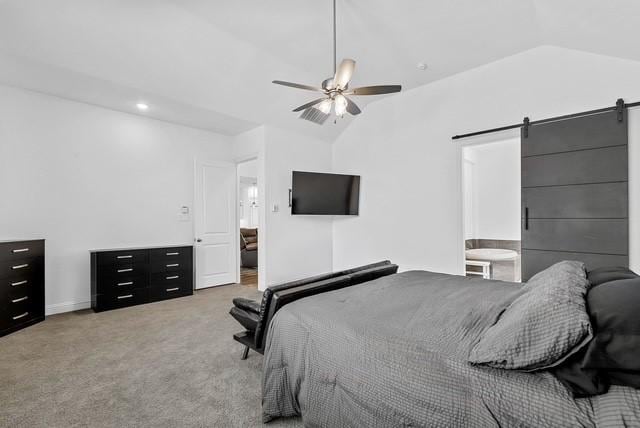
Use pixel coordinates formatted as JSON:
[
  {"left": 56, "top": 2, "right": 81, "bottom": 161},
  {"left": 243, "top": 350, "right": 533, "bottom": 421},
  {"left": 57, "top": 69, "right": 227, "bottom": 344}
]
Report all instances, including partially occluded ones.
[
  {"left": 237, "top": 159, "right": 259, "bottom": 288},
  {"left": 462, "top": 139, "right": 522, "bottom": 282}
]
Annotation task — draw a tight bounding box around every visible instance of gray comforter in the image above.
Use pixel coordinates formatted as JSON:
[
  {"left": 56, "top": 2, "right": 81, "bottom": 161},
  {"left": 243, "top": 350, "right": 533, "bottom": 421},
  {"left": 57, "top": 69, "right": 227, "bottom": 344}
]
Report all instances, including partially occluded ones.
[{"left": 262, "top": 271, "right": 640, "bottom": 427}]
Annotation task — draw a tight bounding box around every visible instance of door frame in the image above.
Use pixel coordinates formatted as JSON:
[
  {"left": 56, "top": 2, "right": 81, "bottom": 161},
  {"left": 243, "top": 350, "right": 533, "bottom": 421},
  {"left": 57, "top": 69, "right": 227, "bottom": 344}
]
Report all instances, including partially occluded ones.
[
  {"left": 193, "top": 158, "right": 240, "bottom": 289},
  {"left": 235, "top": 156, "right": 260, "bottom": 286},
  {"left": 456, "top": 129, "right": 521, "bottom": 275}
]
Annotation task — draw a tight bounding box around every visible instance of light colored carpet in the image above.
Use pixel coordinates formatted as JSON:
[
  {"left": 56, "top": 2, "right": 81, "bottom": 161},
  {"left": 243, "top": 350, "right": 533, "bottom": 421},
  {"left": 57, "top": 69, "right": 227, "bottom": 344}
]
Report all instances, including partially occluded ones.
[{"left": 0, "top": 284, "right": 302, "bottom": 428}]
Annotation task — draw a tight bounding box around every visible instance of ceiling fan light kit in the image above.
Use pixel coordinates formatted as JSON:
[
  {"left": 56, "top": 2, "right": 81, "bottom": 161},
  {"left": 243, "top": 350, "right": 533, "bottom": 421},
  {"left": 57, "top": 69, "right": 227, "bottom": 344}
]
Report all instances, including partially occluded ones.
[{"left": 272, "top": 0, "right": 402, "bottom": 124}]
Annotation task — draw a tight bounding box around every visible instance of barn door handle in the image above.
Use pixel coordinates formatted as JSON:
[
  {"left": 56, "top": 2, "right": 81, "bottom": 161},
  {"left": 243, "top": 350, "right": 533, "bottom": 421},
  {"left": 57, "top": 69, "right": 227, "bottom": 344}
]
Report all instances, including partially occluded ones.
[{"left": 525, "top": 207, "right": 529, "bottom": 230}]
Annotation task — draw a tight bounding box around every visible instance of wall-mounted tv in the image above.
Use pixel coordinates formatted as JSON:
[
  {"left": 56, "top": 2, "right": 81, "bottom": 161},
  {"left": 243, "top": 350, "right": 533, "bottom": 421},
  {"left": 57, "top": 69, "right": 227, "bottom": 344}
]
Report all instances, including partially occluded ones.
[{"left": 291, "top": 171, "right": 360, "bottom": 215}]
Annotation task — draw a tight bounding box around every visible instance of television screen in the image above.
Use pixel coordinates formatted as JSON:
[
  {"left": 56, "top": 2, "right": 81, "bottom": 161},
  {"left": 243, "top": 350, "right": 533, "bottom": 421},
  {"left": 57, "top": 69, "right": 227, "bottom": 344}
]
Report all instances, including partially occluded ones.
[{"left": 291, "top": 171, "right": 360, "bottom": 215}]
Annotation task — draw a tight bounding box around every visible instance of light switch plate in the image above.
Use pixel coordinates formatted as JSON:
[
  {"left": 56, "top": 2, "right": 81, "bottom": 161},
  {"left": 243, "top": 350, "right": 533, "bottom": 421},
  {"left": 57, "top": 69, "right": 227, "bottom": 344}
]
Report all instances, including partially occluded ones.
[{"left": 178, "top": 205, "right": 191, "bottom": 222}]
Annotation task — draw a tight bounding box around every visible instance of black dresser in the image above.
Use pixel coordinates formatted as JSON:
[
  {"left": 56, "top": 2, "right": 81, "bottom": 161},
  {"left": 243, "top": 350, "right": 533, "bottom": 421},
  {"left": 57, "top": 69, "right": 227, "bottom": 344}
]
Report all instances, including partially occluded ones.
[
  {"left": 91, "top": 245, "right": 193, "bottom": 312},
  {"left": 0, "top": 240, "right": 45, "bottom": 338}
]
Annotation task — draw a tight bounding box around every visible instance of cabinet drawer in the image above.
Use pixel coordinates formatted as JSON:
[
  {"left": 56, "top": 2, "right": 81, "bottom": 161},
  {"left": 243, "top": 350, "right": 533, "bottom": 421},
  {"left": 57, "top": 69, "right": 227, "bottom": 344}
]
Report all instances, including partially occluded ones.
[
  {"left": 94, "top": 288, "right": 149, "bottom": 312},
  {"left": 96, "top": 274, "right": 147, "bottom": 294},
  {"left": 0, "top": 297, "right": 42, "bottom": 331},
  {"left": 96, "top": 262, "right": 147, "bottom": 279},
  {"left": 96, "top": 250, "right": 148, "bottom": 267},
  {"left": 149, "top": 247, "right": 192, "bottom": 271},
  {"left": 0, "top": 257, "right": 43, "bottom": 280},
  {"left": 150, "top": 258, "right": 191, "bottom": 274},
  {"left": 1, "top": 278, "right": 40, "bottom": 309},
  {"left": 150, "top": 271, "right": 191, "bottom": 288},
  {"left": 0, "top": 240, "right": 44, "bottom": 263},
  {"left": 0, "top": 270, "right": 40, "bottom": 300},
  {"left": 149, "top": 282, "right": 192, "bottom": 301}
]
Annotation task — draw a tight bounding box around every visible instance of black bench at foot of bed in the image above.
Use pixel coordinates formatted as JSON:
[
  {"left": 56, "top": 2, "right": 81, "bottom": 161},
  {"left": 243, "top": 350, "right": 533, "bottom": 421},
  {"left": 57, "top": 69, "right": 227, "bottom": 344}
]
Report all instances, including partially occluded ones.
[{"left": 229, "top": 261, "right": 399, "bottom": 359}]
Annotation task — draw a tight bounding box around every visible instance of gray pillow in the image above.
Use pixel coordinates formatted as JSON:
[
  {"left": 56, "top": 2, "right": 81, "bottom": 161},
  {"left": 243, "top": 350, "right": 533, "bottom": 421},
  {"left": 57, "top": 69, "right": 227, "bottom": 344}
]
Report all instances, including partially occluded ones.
[{"left": 468, "top": 261, "right": 592, "bottom": 371}]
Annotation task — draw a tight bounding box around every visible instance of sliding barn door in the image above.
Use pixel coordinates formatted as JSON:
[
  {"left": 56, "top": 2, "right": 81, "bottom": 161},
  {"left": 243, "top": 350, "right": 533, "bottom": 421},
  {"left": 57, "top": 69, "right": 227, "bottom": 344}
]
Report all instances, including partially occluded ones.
[{"left": 521, "top": 110, "right": 629, "bottom": 280}]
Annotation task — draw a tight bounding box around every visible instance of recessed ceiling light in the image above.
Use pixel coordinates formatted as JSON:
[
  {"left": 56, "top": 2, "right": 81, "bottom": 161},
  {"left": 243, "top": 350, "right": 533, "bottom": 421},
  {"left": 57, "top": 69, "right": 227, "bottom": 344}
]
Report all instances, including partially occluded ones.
[
  {"left": 417, "top": 62, "right": 428, "bottom": 71},
  {"left": 136, "top": 103, "right": 149, "bottom": 111}
]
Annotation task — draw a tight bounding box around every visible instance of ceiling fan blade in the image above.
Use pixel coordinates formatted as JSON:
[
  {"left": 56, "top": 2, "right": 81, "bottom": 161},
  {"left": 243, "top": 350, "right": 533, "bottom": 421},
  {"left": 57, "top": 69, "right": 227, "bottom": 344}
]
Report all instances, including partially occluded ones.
[
  {"left": 345, "top": 97, "right": 361, "bottom": 115},
  {"left": 333, "top": 59, "right": 356, "bottom": 89},
  {"left": 292, "top": 98, "right": 328, "bottom": 112},
  {"left": 346, "top": 85, "right": 402, "bottom": 96},
  {"left": 272, "top": 80, "right": 323, "bottom": 92}
]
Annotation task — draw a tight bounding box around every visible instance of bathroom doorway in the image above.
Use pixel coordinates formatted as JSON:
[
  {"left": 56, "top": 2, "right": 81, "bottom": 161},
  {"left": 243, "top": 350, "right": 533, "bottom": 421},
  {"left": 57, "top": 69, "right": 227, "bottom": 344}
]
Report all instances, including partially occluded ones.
[{"left": 462, "top": 138, "right": 521, "bottom": 282}]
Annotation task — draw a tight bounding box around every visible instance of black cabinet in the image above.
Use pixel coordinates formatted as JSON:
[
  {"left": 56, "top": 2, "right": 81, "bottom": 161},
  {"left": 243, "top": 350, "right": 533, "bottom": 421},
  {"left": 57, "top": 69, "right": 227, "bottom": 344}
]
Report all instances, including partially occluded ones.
[
  {"left": 91, "top": 245, "right": 193, "bottom": 312},
  {"left": 0, "top": 240, "right": 45, "bottom": 338}
]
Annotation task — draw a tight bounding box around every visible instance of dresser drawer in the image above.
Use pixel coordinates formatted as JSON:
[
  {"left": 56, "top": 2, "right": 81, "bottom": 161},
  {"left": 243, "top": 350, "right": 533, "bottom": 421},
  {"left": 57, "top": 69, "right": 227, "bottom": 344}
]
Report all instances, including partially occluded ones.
[
  {"left": 96, "top": 273, "right": 147, "bottom": 293},
  {"left": 0, "top": 257, "right": 43, "bottom": 280},
  {"left": 96, "top": 249, "right": 148, "bottom": 267},
  {"left": 0, "top": 276, "right": 40, "bottom": 308},
  {"left": 149, "top": 247, "right": 192, "bottom": 272},
  {"left": 150, "top": 271, "right": 191, "bottom": 288},
  {"left": 0, "top": 270, "right": 40, "bottom": 298},
  {"left": 0, "top": 240, "right": 44, "bottom": 263},
  {"left": 149, "top": 282, "right": 192, "bottom": 301},
  {"left": 150, "top": 258, "right": 191, "bottom": 274},
  {"left": 94, "top": 287, "right": 149, "bottom": 312},
  {"left": 0, "top": 296, "right": 42, "bottom": 332},
  {"left": 96, "top": 262, "right": 147, "bottom": 279}
]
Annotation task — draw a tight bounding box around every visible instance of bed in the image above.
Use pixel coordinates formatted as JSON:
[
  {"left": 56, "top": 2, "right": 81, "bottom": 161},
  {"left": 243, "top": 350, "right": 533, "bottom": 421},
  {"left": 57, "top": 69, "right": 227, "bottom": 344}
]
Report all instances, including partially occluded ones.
[{"left": 262, "top": 270, "right": 640, "bottom": 427}]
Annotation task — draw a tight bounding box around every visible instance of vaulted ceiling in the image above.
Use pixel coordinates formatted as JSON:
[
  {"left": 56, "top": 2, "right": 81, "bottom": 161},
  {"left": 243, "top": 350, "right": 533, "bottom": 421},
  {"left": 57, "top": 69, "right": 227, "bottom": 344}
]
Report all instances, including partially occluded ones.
[{"left": 0, "top": 0, "right": 639, "bottom": 141}]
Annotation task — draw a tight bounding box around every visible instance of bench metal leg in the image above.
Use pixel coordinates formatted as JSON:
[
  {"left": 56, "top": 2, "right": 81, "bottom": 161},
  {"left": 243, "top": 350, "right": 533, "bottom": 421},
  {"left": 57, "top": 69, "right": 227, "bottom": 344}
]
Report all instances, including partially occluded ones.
[{"left": 241, "top": 346, "right": 249, "bottom": 360}]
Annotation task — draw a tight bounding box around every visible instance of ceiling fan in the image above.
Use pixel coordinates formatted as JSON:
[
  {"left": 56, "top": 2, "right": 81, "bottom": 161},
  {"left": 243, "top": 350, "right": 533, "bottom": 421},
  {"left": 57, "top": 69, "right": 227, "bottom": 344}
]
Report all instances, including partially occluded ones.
[{"left": 272, "top": 0, "right": 401, "bottom": 122}]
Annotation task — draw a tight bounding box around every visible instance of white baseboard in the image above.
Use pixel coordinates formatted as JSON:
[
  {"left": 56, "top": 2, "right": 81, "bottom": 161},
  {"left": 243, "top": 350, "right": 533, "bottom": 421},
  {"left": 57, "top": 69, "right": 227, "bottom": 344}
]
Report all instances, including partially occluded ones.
[{"left": 46, "top": 300, "right": 91, "bottom": 316}]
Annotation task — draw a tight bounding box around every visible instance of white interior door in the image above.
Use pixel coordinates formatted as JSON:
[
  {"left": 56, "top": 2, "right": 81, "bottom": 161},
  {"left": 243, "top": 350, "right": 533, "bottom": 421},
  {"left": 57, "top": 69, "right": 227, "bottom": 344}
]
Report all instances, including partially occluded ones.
[{"left": 194, "top": 160, "right": 238, "bottom": 289}]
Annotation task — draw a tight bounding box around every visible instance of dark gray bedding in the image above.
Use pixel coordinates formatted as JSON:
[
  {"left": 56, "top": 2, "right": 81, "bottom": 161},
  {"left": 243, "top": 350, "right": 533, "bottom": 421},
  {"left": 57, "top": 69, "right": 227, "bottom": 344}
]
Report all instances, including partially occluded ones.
[{"left": 262, "top": 271, "right": 640, "bottom": 427}]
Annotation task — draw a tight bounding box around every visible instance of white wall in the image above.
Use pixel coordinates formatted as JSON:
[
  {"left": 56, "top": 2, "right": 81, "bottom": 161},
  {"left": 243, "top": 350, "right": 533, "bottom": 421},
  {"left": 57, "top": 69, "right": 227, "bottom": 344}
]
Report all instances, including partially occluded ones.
[
  {"left": 237, "top": 159, "right": 258, "bottom": 178},
  {"left": 262, "top": 126, "right": 333, "bottom": 286},
  {"left": 463, "top": 139, "right": 521, "bottom": 240},
  {"left": 332, "top": 46, "right": 640, "bottom": 275},
  {"left": 462, "top": 154, "right": 477, "bottom": 240},
  {"left": 0, "top": 85, "right": 234, "bottom": 314}
]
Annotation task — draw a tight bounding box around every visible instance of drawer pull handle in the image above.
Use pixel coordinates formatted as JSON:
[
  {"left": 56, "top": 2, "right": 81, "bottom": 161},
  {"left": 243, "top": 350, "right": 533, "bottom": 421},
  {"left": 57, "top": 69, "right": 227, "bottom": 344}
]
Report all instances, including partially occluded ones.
[
  {"left": 117, "top": 268, "right": 133, "bottom": 273},
  {"left": 117, "top": 294, "right": 133, "bottom": 300},
  {"left": 166, "top": 263, "right": 180, "bottom": 267},
  {"left": 12, "top": 248, "right": 30, "bottom": 253},
  {"left": 117, "top": 281, "right": 133, "bottom": 286},
  {"left": 12, "top": 296, "right": 28, "bottom": 303},
  {"left": 11, "top": 280, "right": 28, "bottom": 287},
  {"left": 12, "top": 264, "right": 28, "bottom": 270},
  {"left": 166, "top": 275, "right": 179, "bottom": 280},
  {"left": 166, "top": 287, "right": 180, "bottom": 292},
  {"left": 166, "top": 252, "right": 180, "bottom": 256},
  {"left": 13, "top": 312, "right": 29, "bottom": 320},
  {"left": 117, "top": 255, "right": 133, "bottom": 259}
]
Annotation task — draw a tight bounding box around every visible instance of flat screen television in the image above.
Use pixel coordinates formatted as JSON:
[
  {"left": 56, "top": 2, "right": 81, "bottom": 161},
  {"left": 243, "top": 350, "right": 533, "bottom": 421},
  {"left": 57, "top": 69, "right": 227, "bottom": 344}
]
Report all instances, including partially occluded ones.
[{"left": 291, "top": 171, "right": 360, "bottom": 215}]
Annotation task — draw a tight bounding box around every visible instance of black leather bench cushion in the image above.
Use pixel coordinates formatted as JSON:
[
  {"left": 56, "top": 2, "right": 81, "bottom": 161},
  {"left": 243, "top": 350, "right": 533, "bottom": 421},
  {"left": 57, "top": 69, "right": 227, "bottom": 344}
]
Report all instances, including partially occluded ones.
[
  {"left": 269, "top": 264, "right": 399, "bottom": 318},
  {"left": 232, "top": 297, "right": 261, "bottom": 314},
  {"left": 230, "top": 306, "right": 260, "bottom": 332}
]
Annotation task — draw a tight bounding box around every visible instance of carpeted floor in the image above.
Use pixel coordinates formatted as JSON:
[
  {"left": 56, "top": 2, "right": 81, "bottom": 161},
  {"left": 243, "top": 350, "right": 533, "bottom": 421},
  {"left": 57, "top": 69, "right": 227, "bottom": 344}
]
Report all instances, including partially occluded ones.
[{"left": 0, "top": 284, "right": 302, "bottom": 428}]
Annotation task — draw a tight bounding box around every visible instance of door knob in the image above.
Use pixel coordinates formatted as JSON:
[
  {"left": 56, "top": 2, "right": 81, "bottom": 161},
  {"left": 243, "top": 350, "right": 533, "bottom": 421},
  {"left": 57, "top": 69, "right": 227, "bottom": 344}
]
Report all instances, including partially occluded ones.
[{"left": 196, "top": 238, "right": 202, "bottom": 243}]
